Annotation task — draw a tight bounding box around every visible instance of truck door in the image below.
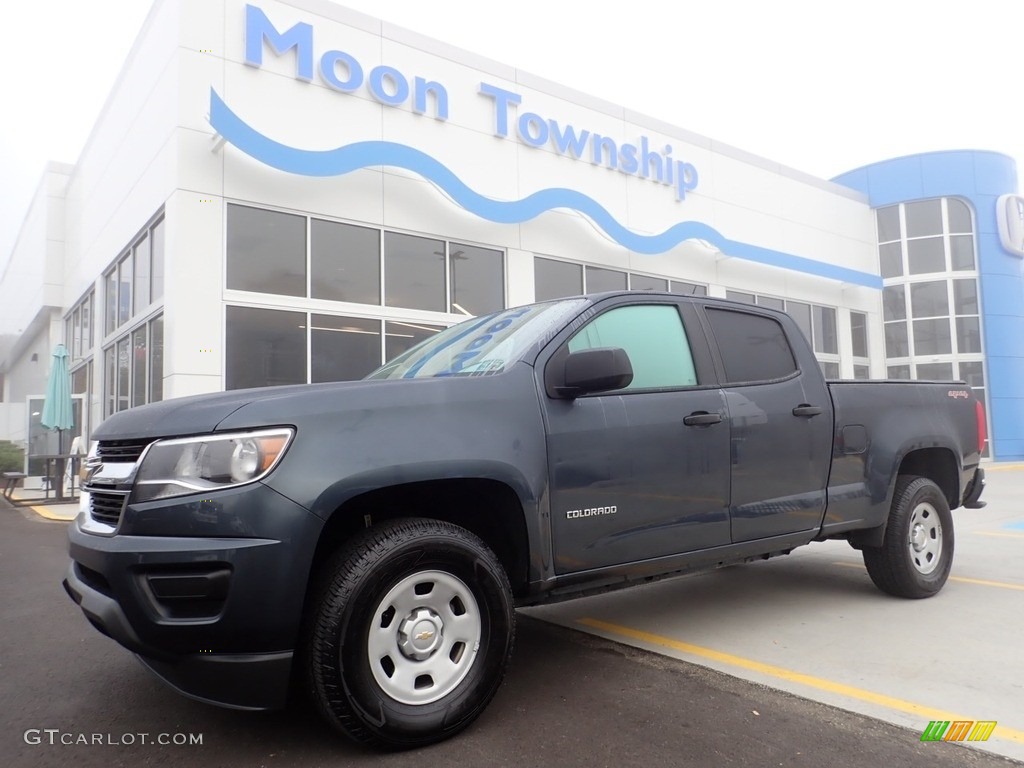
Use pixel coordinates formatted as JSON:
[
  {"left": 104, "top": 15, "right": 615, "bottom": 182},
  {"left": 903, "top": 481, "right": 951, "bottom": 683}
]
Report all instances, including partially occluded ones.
[
  {"left": 540, "top": 299, "right": 731, "bottom": 574},
  {"left": 702, "top": 307, "right": 833, "bottom": 542}
]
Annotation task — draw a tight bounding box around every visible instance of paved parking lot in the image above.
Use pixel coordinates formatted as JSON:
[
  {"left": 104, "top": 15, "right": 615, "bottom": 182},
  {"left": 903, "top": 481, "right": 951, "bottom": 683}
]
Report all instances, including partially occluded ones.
[
  {"left": 2, "top": 470, "right": 1021, "bottom": 767},
  {"left": 530, "top": 464, "right": 1024, "bottom": 763}
]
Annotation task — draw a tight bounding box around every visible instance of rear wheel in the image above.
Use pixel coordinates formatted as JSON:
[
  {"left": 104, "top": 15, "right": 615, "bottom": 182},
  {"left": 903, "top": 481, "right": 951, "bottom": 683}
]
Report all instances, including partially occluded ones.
[
  {"left": 862, "top": 475, "right": 954, "bottom": 598},
  {"left": 305, "top": 518, "right": 515, "bottom": 749}
]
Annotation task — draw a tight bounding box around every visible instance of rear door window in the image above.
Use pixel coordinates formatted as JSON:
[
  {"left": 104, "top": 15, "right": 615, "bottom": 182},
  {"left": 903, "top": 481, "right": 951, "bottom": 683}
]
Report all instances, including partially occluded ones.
[{"left": 705, "top": 308, "right": 797, "bottom": 383}]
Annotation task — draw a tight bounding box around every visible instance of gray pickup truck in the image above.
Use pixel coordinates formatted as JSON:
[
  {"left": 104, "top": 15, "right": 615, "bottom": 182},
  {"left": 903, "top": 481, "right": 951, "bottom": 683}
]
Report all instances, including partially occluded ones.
[{"left": 64, "top": 291, "right": 986, "bottom": 749}]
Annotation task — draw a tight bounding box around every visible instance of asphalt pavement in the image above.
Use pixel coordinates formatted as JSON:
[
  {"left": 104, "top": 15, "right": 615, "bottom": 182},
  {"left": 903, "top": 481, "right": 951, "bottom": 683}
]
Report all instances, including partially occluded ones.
[{"left": 1, "top": 499, "right": 1019, "bottom": 768}]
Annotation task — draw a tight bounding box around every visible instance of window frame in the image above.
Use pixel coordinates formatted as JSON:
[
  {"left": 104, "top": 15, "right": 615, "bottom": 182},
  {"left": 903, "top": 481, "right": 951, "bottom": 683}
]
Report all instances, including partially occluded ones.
[
  {"left": 63, "top": 289, "right": 96, "bottom": 365},
  {"left": 539, "top": 297, "right": 719, "bottom": 399},
  {"left": 533, "top": 255, "right": 710, "bottom": 302},
  {"left": 225, "top": 201, "right": 507, "bottom": 320},
  {"left": 101, "top": 311, "right": 165, "bottom": 418},
  {"left": 704, "top": 305, "right": 802, "bottom": 387},
  {"left": 102, "top": 211, "right": 165, "bottom": 341},
  {"left": 564, "top": 303, "right": 699, "bottom": 392}
]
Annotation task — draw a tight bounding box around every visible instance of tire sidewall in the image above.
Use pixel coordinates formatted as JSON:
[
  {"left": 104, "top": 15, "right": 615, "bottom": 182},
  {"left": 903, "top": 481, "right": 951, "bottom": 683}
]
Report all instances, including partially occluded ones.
[
  {"left": 323, "top": 529, "right": 513, "bottom": 746},
  {"left": 893, "top": 479, "right": 954, "bottom": 593}
]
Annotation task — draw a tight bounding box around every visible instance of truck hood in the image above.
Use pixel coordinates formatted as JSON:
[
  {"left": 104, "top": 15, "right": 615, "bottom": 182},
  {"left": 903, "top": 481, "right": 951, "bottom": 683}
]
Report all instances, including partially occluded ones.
[{"left": 91, "top": 381, "right": 377, "bottom": 441}]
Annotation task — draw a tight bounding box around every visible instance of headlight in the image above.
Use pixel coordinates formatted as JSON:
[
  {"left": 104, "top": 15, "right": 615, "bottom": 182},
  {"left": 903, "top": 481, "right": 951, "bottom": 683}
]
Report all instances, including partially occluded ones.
[{"left": 131, "top": 428, "right": 294, "bottom": 503}]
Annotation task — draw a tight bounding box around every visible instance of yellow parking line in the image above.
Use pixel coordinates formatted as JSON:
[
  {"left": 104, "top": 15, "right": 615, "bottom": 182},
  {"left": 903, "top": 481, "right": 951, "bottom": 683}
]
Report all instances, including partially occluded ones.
[
  {"left": 982, "top": 463, "right": 1024, "bottom": 472},
  {"left": 832, "top": 561, "right": 1024, "bottom": 591},
  {"left": 578, "top": 617, "right": 1024, "bottom": 745},
  {"left": 946, "top": 575, "right": 1024, "bottom": 591},
  {"left": 975, "top": 531, "right": 1024, "bottom": 540}
]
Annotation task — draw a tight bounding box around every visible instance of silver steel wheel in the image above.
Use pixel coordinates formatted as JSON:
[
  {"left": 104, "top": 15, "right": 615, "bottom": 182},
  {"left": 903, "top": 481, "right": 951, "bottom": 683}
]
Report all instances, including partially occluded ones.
[
  {"left": 366, "top": 570, "right": 482, "bottom": 705},
  {"left": 907, "top": 501, "right": 943, "bottom": 575}
]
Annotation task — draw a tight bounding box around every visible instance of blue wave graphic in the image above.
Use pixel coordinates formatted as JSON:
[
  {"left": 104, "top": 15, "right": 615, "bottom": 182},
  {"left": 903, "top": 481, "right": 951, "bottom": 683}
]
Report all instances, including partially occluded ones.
[{"left": 208, "top": 90, "right": 880, "bottom": 288}]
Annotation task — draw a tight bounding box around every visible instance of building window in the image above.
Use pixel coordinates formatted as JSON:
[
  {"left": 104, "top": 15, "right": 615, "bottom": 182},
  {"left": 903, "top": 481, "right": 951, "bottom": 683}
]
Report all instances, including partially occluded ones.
[
  {"left": 227, "top": 205, "right": 306, "bottom": 297},
  {"left": 669, "top": 280, "right": 708, "bottom": 296},
  {"left": 103, "top": 314, "right": 164, "bottom": 417},
  {"left": 534, "top": 258, "right": 583, "bottom": 301},
  {"left": 227, "top": 204, "right": 505, "bottom": 318},
  {"left": 311, "top": 219, "right": 381, "bottom": 305},
  {"left": 811, "top": 305, "right": 838, "bottom": 355},
  {"left": 875, "top": 198, "right": 984, "bottom": 411},
  {"left": 104, "top": 214, "right": 165, "bottom": 337},
  {"left": 104, "top": 271, "right": 116, "bottom": 336},
  {"left": 134, "top": 234, "right": 151, "bottom": 312},
  {"left": 850, "top": 312, "right": 868, "bottom": 358},
  {"left": 876, "top": 205, "right": 901, "bottom": 242},
  {"left": 64, "top": 290, "right": 95, "bottom": 364},
  {"left": 630, "top": 274, "right": 667, "bottom": 291},
  {"left": 887, "top": 365, "right": 911, "bottom": 380},
  {"left": 917, "top": 362, "right": 954, "bottom": 381},
  {"left": 535, "top": 257, "right": 708, "bottom": 301},
  {"left": 225, "top": 306, "right": 445, "bottom": 390},
  {"left": 756, "top": 296, "right": 785, "bottom": 311},
  {"left": 449, "top": 243, "right": 504, "bottom": 316},
  {"left": 820, "top": 361, "right": 841, "bottom": 379},
  {"left": 726, "top": 290, "right": 756, "bottom": 304},
  {"left": 385, "top": 320, "right": 445, "bottom": 361},
  {"left": 149, "top": 316, "right": 163, "bottom": 403},
  {"left": 384, "top": 232, "right": 446, "bottom": 312},
  {"left": 879, "top": 242, "right": 903, "bottom": 278},
  {"left": 225, "top": 306, "right": 307, "bottom": 390},
  {"left": 850, "top": 310, "right": 869, "bottom": 377},
  {"left": 310, "top": 314, "right": 381, "bottom": 383},
  {"left": 117, "top": 254, "right": 133, "bottom": 326},
  {"left": 69, "top": 361, "right": 93, "bottom": 444},
  {"left": 585, "top": 265, "right": 628, "bottom": 293},
  {"left": 904, "top": 199, "right": 943, "bottom": 238}
]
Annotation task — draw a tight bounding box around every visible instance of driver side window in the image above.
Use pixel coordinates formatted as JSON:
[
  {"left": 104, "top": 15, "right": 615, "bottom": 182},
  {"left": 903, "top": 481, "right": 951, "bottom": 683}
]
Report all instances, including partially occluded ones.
[{"left": 568, "top": 304, "right": 698, "bottom": 390}]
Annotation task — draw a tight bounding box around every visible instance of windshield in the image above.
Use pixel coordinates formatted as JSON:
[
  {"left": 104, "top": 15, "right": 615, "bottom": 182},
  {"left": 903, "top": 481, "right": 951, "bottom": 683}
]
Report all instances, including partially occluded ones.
[{"left": 367, "top": 299, "right": 587, "bottom": 380}]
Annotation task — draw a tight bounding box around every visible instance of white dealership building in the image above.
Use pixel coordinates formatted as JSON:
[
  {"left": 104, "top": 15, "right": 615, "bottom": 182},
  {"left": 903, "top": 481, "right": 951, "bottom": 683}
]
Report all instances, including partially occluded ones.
[{"left": 2, "top": 0, "right": 1023, "bottom": 475}]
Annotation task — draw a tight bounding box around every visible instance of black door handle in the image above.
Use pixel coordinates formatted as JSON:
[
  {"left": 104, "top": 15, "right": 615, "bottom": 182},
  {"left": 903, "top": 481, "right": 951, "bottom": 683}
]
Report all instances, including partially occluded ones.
[
  {"left": 684, "top": 411, "right": 723, "bottom": 427},
  {"left": 792, "top": 404, "right": 823, "bottom": 418}
]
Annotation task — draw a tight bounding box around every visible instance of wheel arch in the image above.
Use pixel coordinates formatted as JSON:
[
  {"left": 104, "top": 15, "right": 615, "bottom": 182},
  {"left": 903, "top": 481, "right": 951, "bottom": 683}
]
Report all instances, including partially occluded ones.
[
  {"left": 849, "top": 446, "right": 960, "bottom": 549},
  {"left": 895, "top": 447, "right": 960, "bottom": 510},
  {"left": 307, "top": 477, "right": 532, "bottom": 601}
]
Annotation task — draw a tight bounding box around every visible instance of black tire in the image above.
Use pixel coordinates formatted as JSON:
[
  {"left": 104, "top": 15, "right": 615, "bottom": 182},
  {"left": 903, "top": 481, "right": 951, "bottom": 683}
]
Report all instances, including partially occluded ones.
[
  {"left": 862, "top": 475, "right": 954, "bottom": 599},
  {"left": 305, "top": 518, "right": 515, "bottom": 749}
]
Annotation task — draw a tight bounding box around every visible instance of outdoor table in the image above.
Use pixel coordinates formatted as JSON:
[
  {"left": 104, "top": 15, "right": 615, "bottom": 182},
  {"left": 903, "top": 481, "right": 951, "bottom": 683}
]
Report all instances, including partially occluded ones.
[{"left": 27, "top": 454, "right": 82, "bottom": 502}]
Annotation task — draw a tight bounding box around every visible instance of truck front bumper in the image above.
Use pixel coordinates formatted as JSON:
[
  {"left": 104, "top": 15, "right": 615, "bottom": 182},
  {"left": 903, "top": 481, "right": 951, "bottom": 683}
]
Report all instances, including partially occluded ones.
[{"left": 63, "top": 482, "right": 323, "bottom": 710}]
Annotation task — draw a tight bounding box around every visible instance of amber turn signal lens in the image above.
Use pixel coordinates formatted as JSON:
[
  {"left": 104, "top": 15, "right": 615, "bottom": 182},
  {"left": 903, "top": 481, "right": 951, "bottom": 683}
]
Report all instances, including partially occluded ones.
[{"left": 258, "top": 436, "right": 288, "bottom": 472}]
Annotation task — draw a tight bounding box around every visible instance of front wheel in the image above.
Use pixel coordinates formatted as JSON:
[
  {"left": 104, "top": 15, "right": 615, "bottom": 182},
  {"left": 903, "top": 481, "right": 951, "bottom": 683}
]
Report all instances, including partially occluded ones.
[
  {"left": 862, "top": 475, "right": 954, "bottom": 598},
  {"left": 305, "top": 518, "right": 515, "bottom": 749}
]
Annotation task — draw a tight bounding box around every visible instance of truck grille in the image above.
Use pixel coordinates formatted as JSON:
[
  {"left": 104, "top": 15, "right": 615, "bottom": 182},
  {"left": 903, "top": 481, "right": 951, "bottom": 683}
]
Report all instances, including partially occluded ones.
[
  {"left": 97, "top": 439, "right": 152, "bottom": 463},
  {"left": 89, "top": 490, "right": 129, "bottom": 527}
]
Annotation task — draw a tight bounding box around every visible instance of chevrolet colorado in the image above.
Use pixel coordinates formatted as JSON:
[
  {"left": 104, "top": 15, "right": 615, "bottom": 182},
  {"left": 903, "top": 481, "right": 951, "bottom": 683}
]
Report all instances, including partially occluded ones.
[{"left": 64, "top": 291, "right": 986, "bottom": 748}]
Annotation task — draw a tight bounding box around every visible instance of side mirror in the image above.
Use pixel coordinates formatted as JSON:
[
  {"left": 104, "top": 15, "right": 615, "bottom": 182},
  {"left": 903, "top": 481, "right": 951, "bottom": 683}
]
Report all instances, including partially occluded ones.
[{"left": 556, "top": 347, "right": 633, "bottom": 398}]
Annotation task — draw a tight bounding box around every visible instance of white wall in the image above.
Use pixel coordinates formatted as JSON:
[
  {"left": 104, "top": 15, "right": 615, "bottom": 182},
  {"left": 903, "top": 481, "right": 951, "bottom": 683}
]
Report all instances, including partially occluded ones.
[
  {"left": 207, "top": 0, "right": 877, "bottom": 286},
  {"left": 0, "top": 0, "right": 889, "bottom": 434},
  {"left": 0, "top": 168, "right": 70, "bottom": 358}
]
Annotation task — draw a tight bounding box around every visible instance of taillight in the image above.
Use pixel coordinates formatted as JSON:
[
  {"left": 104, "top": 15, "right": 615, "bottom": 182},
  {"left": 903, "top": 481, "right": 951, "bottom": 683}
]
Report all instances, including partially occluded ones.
[{"left": 976, "top": 400, "right": 987, "bottom": 454}]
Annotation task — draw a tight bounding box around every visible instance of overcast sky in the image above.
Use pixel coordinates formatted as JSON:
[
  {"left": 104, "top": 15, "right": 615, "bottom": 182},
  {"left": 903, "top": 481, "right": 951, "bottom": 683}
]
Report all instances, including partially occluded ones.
[{"left": 1, "top": 0, "right": 1021, "bottom": 266}]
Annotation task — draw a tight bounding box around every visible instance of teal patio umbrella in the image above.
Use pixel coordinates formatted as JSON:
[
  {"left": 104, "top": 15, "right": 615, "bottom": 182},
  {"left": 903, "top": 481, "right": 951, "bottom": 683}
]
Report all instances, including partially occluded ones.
[{"left": 40, "top": 344, "right": 74, "bottom": 497}]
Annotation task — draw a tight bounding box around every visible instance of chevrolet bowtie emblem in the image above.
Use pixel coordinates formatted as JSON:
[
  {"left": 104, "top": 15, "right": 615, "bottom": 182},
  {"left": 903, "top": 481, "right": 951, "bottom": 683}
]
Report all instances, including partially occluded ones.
[{"left": 416, "top": 630, "right": 434, "bottom": 641}]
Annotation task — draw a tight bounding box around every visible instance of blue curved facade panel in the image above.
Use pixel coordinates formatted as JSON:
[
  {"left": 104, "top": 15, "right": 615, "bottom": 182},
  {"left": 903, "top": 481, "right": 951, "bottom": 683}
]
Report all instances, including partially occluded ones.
[{"left": 834, "top": 151, "right": 1023, "bottom": 460}]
